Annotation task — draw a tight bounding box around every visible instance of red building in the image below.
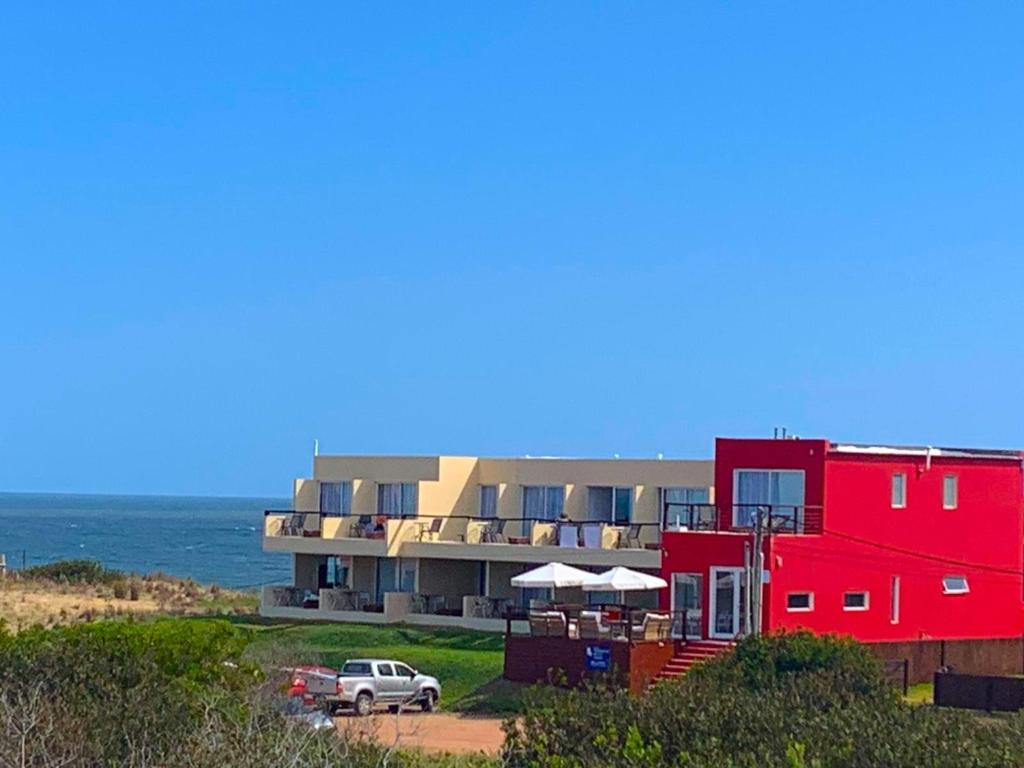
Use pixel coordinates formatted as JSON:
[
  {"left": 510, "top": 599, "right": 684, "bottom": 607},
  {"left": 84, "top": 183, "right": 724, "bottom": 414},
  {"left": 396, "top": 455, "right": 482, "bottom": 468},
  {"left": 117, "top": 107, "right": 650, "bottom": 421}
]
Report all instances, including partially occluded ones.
[{"left": 660, "top": 437, "right": 1024, "bottom": 645}]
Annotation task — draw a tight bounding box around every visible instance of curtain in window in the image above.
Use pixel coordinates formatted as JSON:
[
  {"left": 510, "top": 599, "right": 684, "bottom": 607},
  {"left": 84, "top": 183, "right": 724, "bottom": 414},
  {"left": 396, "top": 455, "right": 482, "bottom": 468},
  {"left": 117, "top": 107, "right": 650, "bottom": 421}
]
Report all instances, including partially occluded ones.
[
  {"left": 543, "top": 486, "right": 564, "bottom": 520},
  {"left": 400, "top": 483, "right": 418, "bottom": 518},
  {"left": 378, "top": 484, "right": 403, "bottom": 517},
  {"left": 480, "top": 486, "right": 498, "bottom": 518},
  {"left": 587, "top": 487, "right": 613, "bottom": 522},
  {"left": 734, "top": 471, "right": 771, "bottom": 527},
  {"left": 320, "top": 482, "right": 351, "bottom": 515},
  {"left": 523, "top": 486, "right": 545, "bottom": 520},
  {"left": 399, "top": 560, "right": 416, "bottom": 592},
  {"left": 613, "top": 487, "right": 632, "bottom": 525}
]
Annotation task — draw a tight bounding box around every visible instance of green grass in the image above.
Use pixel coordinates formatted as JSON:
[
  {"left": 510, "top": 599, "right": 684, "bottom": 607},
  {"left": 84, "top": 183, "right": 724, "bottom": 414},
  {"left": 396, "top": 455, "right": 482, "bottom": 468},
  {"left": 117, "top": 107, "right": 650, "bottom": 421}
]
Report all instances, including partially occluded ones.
[
  {"left": 220, "top": 617, "right": 526, "bottom": 713},
  {"left": 905, "top": 682, "right": 933, "bottom": 704}
]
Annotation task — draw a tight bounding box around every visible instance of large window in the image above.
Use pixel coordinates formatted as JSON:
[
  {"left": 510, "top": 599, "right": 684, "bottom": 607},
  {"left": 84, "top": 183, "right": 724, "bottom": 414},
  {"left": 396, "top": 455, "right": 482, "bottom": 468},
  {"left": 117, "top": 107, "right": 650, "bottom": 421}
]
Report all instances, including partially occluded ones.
[
  {"left": 377, "top": 483, "right": 418, "bottom": 518},
  {"left": 586, "top": 486, "right": 633, "bottom": 525},
  {"left": 522, "top": 485, "right": 565, "bottom": 521},
  {"left": 943, "top": 474, "right": 958, "bottom": 510},
  {"left": 733, "top": 470, "right": 805, "bottom": 528},
  {"left": 891, "top": 473, "right": 907, "bottom": 508},
  {"left": 661, "top": 487, "right": 711, "bottom": 529},
  {"left": 320, "top": 481, "right": 352, "bottom": 515},
  {"left": 376, "top": 557, "right": 417, "bottom": 601},
  {"left": 479, "top": 485, "right": 498, "bottom": 518}
]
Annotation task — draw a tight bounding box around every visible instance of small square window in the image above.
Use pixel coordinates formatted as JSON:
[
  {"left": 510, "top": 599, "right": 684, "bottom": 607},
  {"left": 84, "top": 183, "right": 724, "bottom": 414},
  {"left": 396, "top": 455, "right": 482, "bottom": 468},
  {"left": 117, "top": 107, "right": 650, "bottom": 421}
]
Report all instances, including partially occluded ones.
[
  {"left": 843, "top": 591, "right": 869, "bottom": 611},
  {"left": 943, "top": 474, "right": 958, "bottom": 510},
  {"left": 942, "top": 576, "right": 969, "bottom": 595},
  {"left": 786, "top": 592, "right": 813, "bottom": 612},
  {"left": 891, "top": 473, "right": 906, "bottom": 508}
]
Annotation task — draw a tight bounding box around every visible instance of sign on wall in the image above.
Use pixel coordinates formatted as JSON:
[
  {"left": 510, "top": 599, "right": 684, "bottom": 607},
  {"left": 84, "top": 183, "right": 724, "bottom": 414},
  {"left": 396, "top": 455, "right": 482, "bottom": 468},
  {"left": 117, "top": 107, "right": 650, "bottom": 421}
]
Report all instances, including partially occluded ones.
[{"left": 585, "top": 645, "right": 611, "bottom": 671}]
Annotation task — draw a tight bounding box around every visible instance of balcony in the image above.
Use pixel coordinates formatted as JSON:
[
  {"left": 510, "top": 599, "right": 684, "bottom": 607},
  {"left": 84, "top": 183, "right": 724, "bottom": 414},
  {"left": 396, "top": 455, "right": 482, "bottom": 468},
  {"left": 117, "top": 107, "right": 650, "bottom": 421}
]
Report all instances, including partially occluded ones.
[
  {"left": 661, "top": 503, "right": 823, "bottom": 535},
  {"left": 263, "top": 511, "right": 663, "bottom": 567}
]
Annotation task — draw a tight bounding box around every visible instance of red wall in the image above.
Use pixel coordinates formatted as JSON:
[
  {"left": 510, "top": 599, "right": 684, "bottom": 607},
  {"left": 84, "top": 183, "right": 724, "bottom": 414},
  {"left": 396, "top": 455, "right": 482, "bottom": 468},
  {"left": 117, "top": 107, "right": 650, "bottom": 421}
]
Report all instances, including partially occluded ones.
[
  {"left": 661, "top": 438, "right": 1024, "bottom": 643},
  {"left": 769, "top": 452, "right": 1024, "bottom": 641}
]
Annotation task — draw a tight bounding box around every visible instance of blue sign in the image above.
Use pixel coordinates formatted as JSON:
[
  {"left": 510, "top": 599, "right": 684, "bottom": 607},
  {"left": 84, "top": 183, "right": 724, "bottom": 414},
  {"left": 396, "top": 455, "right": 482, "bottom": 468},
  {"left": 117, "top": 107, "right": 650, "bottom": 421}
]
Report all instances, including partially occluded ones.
[{"left": 585, "top": 645, "right": 611, "bottom": 671}]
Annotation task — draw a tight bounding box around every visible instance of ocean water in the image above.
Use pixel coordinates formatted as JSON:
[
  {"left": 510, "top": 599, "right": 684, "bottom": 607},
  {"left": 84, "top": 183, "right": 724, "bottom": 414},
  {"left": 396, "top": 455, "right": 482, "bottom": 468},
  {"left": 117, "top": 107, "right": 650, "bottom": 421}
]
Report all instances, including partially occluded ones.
[{"left": 0, "top": 492, "right": 291, "bottom": 589}]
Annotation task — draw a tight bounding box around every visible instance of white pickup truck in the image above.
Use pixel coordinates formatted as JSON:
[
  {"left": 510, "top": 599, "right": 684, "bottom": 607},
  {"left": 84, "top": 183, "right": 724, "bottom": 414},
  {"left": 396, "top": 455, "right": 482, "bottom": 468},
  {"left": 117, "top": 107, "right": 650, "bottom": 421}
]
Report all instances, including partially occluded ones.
[{"left": 335, "top": 659, "right": 441, "bottom": 716}]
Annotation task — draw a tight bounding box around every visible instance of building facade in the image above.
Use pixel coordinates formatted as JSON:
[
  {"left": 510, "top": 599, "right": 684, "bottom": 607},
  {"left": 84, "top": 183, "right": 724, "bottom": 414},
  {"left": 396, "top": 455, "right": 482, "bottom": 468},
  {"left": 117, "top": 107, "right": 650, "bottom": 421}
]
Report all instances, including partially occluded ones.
[
  {"left": 661, "top": 437, "right": 1024, "bottom": 644},
  {"left": 262, "top": 454, "right": 713, "bottom": 631}
]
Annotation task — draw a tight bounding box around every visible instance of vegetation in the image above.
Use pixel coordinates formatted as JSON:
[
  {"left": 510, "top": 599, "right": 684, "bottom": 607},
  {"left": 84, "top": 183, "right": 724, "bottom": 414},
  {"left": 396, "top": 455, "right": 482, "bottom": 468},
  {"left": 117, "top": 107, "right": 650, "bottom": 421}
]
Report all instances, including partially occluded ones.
[
  {"left": 237, "top": 618, "right": 524, "bottom": 712},
  {"left": 504, "top": 630, "right": 1024, "bottom": 768}
]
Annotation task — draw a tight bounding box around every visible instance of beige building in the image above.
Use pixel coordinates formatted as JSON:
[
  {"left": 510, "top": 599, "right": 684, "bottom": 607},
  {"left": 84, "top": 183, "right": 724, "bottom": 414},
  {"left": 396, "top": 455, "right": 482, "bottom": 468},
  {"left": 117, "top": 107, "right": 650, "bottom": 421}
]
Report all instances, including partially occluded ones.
[{"left": 261, "top": 454, "right": 713, "bottom": 631}]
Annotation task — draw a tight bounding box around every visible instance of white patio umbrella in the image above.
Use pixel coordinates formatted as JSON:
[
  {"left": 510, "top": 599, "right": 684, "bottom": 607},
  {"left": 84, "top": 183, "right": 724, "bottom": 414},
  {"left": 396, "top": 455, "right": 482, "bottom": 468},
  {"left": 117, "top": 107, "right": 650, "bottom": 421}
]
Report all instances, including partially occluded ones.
[
  {"left": 581, "top": 566, "right": 667, "bottom": 592},
  {"left": 510, "top": 562, "right": 595, "bottom": 589}
]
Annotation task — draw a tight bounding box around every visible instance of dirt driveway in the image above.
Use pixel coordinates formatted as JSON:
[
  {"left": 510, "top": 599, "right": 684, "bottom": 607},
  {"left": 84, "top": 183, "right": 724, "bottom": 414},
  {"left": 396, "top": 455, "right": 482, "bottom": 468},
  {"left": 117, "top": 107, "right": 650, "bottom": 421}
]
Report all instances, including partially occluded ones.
[{"left": 336, "top": 712, "right": 506, "bottom": 755}]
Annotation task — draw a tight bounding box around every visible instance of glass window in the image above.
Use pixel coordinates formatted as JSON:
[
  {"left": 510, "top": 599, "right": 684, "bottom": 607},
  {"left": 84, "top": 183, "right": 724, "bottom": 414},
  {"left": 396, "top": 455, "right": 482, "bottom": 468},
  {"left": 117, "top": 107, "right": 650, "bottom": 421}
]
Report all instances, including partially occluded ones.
[
  {"left": 891, "top": 473, "right": 907, "bottom": 508},
  {"left": 942, "top": 576, "right": 969, "bottom": 595},
  {"left": 376, "top": 558, "right": 397, "bottom": 602},
  {"left": 786, "top": 592, "right": 813, "bottom": 611},
  {"left": 340, "top": 662, "right": 372, "bottom": 676},
  {"left": 662, "top": 487, "right": 711, "bottom": 529},
  {"left": 943, "top": 474, "right": 958, "bottom": 509},
  {"left": 320, "top": 481, "right": 352, "bottom": 515},
  {"left": 586, "top": 590, "right": 619, "bottom": 606},
  {"left": 522, "top": 486, "right": 565, "bottom": 521},
  {"left": 394, "top": 664, "right": 415, "bottom": 677},
  {"left": 843, "top": 591, "right": 869, "bottom": 611},
  {"left": 399, "top": 559, "right": 417, "bottom": 593},
  {"left": 733, "top": 470, "right": 805, "bottom": 528},
  {"left": 479, "top": 485, "right": 498, "bottom": 518},
  {"left": 378, "top": 483, "right": 418, "bottom": 518},
  {"left": 376, "top": 663, "right": 395, "bottom": 677},
  {"left": 520, "top": 586, "right": 552, "bottom": 607},
  {"left": 587, "top": 487, "right": 633, "bottom": 525}
]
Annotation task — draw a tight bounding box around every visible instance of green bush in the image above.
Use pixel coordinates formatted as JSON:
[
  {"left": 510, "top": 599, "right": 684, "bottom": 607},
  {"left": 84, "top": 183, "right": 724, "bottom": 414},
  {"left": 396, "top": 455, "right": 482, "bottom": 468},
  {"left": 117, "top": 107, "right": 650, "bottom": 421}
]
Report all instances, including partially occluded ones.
[{"left": 21, "top": 558, "right": 121, "bottom": 584}]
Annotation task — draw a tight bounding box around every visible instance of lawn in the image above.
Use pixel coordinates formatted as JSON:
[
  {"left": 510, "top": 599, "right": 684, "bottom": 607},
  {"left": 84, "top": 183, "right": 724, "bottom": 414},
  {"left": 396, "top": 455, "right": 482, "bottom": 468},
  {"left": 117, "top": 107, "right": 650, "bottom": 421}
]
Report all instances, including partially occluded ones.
[{"left": 222, "top": 617, "right": 526, "bottom": 713}]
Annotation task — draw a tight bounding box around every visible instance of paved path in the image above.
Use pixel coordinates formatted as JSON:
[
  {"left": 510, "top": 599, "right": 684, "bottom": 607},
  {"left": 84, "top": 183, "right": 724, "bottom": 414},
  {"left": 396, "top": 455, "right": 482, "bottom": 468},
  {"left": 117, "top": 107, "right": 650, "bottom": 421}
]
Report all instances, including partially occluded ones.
[{"left": 336, "top": 712, "right": 506, "bottom": 755}]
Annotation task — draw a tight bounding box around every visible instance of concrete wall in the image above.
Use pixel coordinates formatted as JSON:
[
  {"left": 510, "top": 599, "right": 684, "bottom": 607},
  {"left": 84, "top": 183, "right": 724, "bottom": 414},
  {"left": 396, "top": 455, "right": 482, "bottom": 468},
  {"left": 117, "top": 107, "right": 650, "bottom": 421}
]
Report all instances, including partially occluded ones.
[
  {"left": 294, "top": 554, "right": 320, "bottom": 590},
  {"left": 418, "top": 559, "right": 481, "bottom": 606},
  {"left": 351, "top": 556, "right": 377, "bottom": 596}
]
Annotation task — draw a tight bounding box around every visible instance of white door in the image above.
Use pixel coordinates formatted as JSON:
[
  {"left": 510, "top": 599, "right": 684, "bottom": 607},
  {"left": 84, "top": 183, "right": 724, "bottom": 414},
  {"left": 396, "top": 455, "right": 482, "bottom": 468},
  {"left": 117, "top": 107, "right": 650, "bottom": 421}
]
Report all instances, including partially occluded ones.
[
  {"left": 671, "top": 573, "right": 703, "bottom": 639},
  {"left": 708, "top": 567, "right": 745, "bottom": 639}
]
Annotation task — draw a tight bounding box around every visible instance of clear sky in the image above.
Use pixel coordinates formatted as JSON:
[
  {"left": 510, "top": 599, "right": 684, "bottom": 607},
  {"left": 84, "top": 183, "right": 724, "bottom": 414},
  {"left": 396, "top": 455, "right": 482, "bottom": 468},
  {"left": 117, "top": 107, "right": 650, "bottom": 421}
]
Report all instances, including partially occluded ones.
[{"left": 2, "top": 4, "right": 1023, "bottom": 497}]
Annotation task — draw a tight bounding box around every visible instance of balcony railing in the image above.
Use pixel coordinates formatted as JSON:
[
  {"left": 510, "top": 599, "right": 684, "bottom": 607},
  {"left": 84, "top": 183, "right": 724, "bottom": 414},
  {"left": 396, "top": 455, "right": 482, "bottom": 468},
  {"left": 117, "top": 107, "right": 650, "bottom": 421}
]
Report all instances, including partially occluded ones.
[
  {"left": 661, "top": 503, "right": 823, "bottom": 535},
  {"left": 263, "top": 511, "right": 663, "bottom": 550}
]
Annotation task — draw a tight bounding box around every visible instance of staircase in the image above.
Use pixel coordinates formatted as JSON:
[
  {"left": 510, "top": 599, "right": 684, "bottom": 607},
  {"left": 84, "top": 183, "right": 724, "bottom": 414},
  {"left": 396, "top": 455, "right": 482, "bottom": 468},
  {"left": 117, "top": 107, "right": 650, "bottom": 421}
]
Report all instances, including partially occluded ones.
[{"left": 652, "top": 640, "right": 734, "bottom": 684}]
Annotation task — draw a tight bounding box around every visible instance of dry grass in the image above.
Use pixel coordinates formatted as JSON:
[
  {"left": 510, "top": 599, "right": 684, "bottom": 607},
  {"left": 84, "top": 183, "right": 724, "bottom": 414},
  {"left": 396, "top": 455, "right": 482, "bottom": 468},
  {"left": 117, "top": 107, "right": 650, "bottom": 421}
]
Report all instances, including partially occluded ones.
[{"left": 0, "top": 572, "right": 258, "bottom": 631}]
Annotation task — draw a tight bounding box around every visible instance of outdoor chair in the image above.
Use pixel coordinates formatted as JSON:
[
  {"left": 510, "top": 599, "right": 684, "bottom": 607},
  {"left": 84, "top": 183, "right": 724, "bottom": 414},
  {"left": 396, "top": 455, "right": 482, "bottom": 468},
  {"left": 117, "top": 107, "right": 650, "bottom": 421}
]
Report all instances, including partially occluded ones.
[
  {"left": 620, "top": 524, "right": 642, "bottom": 549},
  {"left": 528, "top": 610, "right": 567, "bottom": 637},
  {"left": 581, "top": 524, "right": 602, "bottom": 548},
  {"left": 558, "top": 524, "right": 579, "bottom": 548},
  {"left": 485, "top": 518, "right": 507, "bottom": 543},
  {"left": 418, "top": 517, "right": 443, "bottom": 541},
  {"left": 281, "top": 513, "right": 305, "bottom": 536},
  {"left": 578, "top": 610, "right": 611, "bottom": 640},
  {"left": 631, "top": 612, "right": 671, "bottom": 641}
]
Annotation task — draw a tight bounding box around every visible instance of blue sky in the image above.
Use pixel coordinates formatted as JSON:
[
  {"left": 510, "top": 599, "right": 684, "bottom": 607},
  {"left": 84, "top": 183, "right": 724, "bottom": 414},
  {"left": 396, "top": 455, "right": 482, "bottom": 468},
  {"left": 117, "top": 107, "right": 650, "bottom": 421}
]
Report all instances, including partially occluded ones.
[{"left": 2, "top": 4, "right": 1023, "bottom": 496}]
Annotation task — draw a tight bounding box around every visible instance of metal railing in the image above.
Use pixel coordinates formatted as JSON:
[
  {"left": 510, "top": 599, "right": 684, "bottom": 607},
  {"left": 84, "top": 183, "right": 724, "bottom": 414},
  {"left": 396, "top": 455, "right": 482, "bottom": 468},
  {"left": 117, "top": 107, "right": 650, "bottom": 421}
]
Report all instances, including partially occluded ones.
[
  {"left": 505, "top": 606, "right": 689, "bottom": 644},
  {"left": 263, "top": 510, "right": 663, "bottom": 547},
  {"left": 661, "top": 503, "right": 823, "bottom": 535}
]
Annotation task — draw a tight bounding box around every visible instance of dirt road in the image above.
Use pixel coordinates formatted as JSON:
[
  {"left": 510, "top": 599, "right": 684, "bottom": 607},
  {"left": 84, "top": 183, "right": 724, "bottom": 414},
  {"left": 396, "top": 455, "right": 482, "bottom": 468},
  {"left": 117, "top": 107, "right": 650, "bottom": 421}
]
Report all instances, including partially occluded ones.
[{"left": 336, "top": 712, "right": 506, "bottom": 755}]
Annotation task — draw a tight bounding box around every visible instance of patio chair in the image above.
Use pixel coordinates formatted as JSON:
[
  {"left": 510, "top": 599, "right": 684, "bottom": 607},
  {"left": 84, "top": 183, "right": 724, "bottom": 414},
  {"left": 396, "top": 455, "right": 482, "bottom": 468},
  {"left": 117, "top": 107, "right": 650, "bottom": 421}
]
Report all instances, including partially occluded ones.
[
  {"left": 418, "top": 517, "right": 443, "bottom": 541},
  {"left": 578, "top": 610, "right": 611, "bottom": 640},
  {"left": 558, "top": 524, "right": 579, "bottom": 548},
  {"left": 281, "top": 513, "right": 305, "bottom": 536},
  {"left": 620, "top": 524, "right": 642, "bottom": 549},
  {"left": 631, "top": 612, "right": 671, "bottom": 641},
  {"left": 528, "top": 610, "right": 567, "bottom": 637},
  {"left": 485, "top": 518, "right": 507, "bottom": 543}
]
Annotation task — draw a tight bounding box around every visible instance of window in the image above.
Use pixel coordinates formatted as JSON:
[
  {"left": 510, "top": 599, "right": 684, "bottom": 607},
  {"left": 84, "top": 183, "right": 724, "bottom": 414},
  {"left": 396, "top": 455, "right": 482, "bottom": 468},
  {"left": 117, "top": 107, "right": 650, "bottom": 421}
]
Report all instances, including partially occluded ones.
[
  {"left": 376, "top": 663, "right": 395, "bottom": 677},
  {"left": 786, "top": 592, "right": 814, "bottom": 612},
  {"left": 320, "top": 481, "right": 352, "bottom": 515},
  {"left": 394, "top": 663, "right": 415, "bottom": 677},
  {"left": 340, "top": 662, "right": 372, "bottom": 676},
  {"left": 661, "top": 487, "right": 711, "bottom": 529},
  {"left": 733, "top": 470, "right": 805, "bottom": 528},
  {"left": 943, "top": 474, "right": 958, "bottom": 509},
  {"left": 520, "top": 586, "right": 552, "bottom": 607},
  {"left": 890, "top": 576, "right": 900, "bottom": 624},
  {"left": 377, "top": 482, "right": 418, "bottom": 518},
  {"left": 843, "top": 591, "right": 869, "bottom": 611},
  {"left": 376, "top": 557, "right": 416, "bottom": 601},
  {"left": 522, "top": 486, "right": 565, "bottom": 521},
  {"left": 942, "top": 575, "right": 970, "bottom": 595},
  {"left": 586, "top": 486, "right": 633, "bottom": 525},
  {"left": 891, "top": 473, "right": 907, "bottom": 508},
  {"left": 479, "top": 485, "right": 498, "bottom": 518}
]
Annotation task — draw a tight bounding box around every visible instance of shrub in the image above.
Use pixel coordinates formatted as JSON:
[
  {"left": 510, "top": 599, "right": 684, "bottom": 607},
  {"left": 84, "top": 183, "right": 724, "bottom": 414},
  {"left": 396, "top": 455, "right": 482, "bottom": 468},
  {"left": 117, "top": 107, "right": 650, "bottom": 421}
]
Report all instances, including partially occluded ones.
[
  {"left": 112, "top": 579, "right": 128, "bottom": 599},
  {"left": 21, "top": 559, "right": 121, "bottom": 585}
]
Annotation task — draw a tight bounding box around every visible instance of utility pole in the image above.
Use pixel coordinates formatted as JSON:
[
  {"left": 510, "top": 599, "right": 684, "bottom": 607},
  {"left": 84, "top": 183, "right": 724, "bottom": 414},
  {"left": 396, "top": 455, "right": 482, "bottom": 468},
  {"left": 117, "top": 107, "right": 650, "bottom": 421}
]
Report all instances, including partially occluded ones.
[{"left": 749, "top": 506, "right": 767, "bottom": 636}]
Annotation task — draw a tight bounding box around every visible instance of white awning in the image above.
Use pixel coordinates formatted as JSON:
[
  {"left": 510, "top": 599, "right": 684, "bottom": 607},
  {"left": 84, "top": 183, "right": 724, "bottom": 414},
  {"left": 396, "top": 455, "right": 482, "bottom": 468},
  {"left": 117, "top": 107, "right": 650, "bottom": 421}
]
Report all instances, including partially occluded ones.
[
  {"left": 582, "top": 566, "right": 668, "bottom": 592},
  {"left": 510, "top": 563, "right": 595, "bottom": 589}
]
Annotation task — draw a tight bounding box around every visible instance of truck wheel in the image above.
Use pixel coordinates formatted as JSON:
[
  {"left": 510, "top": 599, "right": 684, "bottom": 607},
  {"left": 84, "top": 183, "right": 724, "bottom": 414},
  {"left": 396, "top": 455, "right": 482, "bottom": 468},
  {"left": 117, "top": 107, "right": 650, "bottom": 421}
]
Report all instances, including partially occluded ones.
[
  {"left": 420, "top": 690, "right": 437, "bottom": 712},
  {"left": 355, "top": 693, "right": 373, "bottom": 717}
]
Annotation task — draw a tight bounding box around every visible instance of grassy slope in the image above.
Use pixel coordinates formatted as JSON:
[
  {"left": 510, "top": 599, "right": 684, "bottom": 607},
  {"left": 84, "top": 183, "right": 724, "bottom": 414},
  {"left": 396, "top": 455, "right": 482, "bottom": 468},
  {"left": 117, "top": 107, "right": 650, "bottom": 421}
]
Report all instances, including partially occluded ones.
[{"left": 231, "top": 618, "right": 525, "bottom": 713}]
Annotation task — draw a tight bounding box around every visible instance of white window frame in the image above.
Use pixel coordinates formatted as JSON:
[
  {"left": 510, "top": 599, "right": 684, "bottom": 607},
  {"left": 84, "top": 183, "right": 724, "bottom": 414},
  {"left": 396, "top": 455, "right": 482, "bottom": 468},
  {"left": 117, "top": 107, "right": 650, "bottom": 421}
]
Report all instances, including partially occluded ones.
[
  {"left": 943, "top": 474, "right": 958, "bottom": 510},
  {"left": 732, "top": 468, "right": 806, "bottom": 528},
  {"left": 842, "top": 591, "right": 870, "bottom": 611},
  {"left": 586, "top": 486, "right": 634, "bottom": 525},
  {"left": 786, "top": 592, "right": 814, "bottom": 613},
  {"left": 891, "top": 472, "right": 907, "bottom": 509},
  {"left": 942, "top": 575, "right": 970, "bottom": 595},
  {"left": 890, "top": 576, "right": 900, "bottom": 624}
]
